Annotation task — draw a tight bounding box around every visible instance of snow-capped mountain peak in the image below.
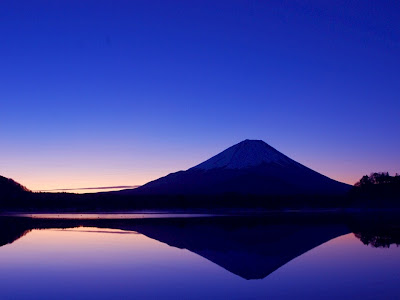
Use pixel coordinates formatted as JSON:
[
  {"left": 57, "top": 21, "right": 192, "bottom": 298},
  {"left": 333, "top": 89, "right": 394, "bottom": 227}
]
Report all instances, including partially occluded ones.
[
  {"left": 192, "top": 139, "right": 295, "bottom": 170},
  {"left": 122, "top": 139, "right": 351, "bottom": 196}
]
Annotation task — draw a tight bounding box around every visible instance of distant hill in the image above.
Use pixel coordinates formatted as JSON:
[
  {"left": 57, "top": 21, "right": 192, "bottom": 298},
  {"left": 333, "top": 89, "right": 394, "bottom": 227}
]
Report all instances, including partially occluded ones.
[
  {"left": 0, "top": 175, "right": 30, "bottom": 200},
  {"left": 120, "top": 139, "right": 351, "bottom": 196}
]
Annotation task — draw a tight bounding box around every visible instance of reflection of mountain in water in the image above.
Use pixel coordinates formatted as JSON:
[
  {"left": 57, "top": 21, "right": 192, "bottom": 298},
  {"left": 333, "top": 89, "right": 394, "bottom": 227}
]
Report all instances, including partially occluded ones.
[
  {"left": 0, "top": 217, "right": 32, "bottom": 247},
  {"left": 0, "top": 216, "right": 349, "bottom": 279},
  {"left": 129, "top": 217, "right": 349, "bottom": 279}
]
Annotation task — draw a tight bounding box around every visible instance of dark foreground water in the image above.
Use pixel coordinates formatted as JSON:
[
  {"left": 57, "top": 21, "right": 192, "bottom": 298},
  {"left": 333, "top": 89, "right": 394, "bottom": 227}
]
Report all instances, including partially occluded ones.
[{"left": 0, "top": 214, "right": 399, "bottom": 299}]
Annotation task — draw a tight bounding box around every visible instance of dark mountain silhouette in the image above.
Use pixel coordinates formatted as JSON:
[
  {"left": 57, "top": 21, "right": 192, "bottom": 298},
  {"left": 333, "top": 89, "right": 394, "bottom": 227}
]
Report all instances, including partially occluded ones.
[
  {"left": 0, "top": 215, "right": 349, "bottom": 279},
  {"left": 0, "top": 175, "right": 30, "bottom": 201},
  {"left": 120, "top": 140, "right": 350, "bottom": 196}
]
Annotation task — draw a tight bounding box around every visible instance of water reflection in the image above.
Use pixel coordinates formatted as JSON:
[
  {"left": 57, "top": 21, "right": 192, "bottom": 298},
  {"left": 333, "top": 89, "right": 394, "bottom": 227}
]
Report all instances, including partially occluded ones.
[
  {"left": 1, "top": 214, "right": 400, "bottom": 299},
  {"left": 348, "top": 213, "right": 400, "bottom": 248},
  {"left": 0, "top": 214, "right": 400, "bottom": 280},
  {"left": 354, "top": 232, "right": 400, "bottom": 248},
  {"left": 0, "top": 215, "right": 352, "bottom": 280},
  {"left": 0, "top": 217, "right": 31, "bottom": 247}
]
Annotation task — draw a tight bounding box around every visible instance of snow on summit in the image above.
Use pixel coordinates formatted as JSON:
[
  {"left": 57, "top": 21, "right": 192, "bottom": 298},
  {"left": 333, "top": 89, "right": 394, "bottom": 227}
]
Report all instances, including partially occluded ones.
[{"left": 192, "top": 139, "right": 296, "bottom": 170}]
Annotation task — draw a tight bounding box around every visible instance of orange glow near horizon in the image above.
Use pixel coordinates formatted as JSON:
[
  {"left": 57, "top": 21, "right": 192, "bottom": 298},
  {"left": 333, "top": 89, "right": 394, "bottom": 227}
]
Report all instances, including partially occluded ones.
[
  {"left": 4, "top": 167, "right": 365, "bottom": 193},
  {"left": 3, "top": 145, "right": 389, "bottom": 193},
  {"left": 3, "top": 169, "right": 171, "bottom": 193}
]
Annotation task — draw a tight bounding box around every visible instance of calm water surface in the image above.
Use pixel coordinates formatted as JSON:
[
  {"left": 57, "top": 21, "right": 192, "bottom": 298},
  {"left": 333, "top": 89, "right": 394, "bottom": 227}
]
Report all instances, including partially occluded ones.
[{"left": 0, "top": 215, "right": 399, "bottom": 299}]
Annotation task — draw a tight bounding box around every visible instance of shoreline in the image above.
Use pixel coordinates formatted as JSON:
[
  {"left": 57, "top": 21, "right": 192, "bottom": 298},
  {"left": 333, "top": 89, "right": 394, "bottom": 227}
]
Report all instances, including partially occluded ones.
[{"left": 1, "top": 208, "right": 400, "bottom": 220}]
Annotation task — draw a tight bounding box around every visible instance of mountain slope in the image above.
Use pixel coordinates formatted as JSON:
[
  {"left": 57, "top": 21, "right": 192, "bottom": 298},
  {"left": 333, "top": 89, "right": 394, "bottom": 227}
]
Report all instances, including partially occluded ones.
[
  {"left": 0, "top": 175, "right": 30, "bottom": 200},
  {"left": 122, "top": 139, "right": 351, "bottom": 196}
]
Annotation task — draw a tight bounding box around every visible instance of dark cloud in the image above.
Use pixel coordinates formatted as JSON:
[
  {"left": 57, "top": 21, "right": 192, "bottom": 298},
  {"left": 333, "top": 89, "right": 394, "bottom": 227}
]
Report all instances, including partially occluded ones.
[{"left": 39, "top": 185, "right": 140, "bottom": 192}]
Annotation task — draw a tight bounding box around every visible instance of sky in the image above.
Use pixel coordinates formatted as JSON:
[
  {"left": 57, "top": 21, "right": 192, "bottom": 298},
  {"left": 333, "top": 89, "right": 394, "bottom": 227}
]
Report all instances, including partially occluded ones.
[{"left": 1, "top": 0, "right": 399, "bottom": 192}]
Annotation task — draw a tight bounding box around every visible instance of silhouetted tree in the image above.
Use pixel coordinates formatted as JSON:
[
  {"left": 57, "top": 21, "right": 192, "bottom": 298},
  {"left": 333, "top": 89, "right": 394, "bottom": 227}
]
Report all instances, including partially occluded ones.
[
  {"left": 355, "top": 175, "right": 372, "bottom": 187},
  {"left": 351, "top": 172, "right": 400, "bottom": 206},
  {"left": 355, "top": 172, "right": 399, "bottom": 187}
]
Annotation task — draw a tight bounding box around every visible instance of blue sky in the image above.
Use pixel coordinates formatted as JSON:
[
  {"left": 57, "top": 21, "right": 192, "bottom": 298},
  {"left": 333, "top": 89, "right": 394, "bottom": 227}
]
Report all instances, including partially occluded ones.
[{"left": 1, "top": 1, "right": 399, "bottom": 190}]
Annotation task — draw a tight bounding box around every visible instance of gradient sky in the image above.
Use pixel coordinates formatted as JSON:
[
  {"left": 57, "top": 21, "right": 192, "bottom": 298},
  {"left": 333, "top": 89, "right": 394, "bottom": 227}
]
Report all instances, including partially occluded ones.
[{"left": 1, "top": 1, "right": 399, "bottom": 191}]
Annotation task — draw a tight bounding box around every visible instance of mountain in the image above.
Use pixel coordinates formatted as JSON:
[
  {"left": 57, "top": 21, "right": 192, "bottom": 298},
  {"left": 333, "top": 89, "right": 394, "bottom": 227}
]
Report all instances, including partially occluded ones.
[{"left": 122, "top": 139, "right": 350, "bottom": 196}]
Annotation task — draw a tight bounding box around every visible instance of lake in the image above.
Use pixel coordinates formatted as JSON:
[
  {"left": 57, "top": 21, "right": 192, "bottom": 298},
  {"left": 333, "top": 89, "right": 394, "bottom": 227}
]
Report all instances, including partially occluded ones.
[{"left": 0, "top": 213, "right": 399, "bottom": 299}]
